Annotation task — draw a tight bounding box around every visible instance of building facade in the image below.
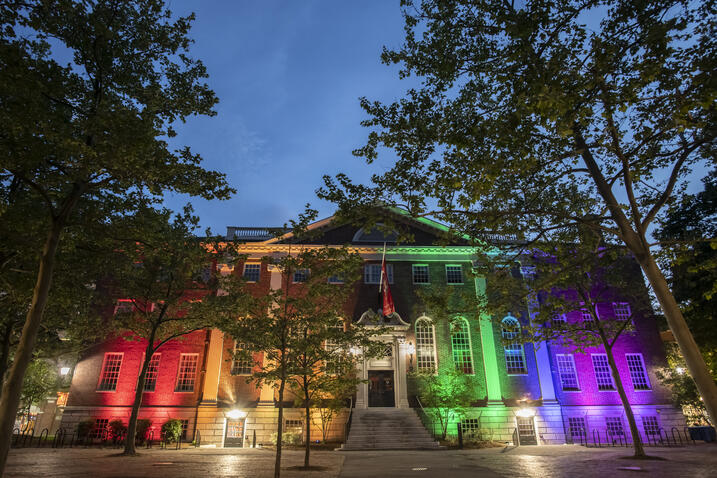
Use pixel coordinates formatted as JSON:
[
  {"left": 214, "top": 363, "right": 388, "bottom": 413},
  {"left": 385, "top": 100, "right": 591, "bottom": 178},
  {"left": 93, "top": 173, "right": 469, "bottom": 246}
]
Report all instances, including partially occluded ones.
[{"left": 60, "top": 210, "right": 685, "bottom": 446}]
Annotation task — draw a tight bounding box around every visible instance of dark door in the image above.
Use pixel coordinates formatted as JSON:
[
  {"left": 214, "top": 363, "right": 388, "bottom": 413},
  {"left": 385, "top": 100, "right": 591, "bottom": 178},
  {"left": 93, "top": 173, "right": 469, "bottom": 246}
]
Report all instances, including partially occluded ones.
[
  {"left": 224, "top": 418, "right": 245, "bottom": 447},
  {"left": 517, "top": 417, "right": 537, "bottom": 445},
  {"left": 368, "top": 371, "right": 395, "bottom": 407}
]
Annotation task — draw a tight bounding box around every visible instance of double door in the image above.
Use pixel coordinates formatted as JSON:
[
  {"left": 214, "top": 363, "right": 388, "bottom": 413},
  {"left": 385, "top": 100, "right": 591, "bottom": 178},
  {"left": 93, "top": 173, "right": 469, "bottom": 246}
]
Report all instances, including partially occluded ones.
[{"left": 368, "top": 370, "right": 395, "bottom": 407}]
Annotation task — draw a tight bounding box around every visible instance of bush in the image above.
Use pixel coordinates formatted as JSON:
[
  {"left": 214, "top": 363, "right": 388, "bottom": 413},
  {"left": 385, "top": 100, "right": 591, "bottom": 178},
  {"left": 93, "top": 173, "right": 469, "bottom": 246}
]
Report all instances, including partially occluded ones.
[
  {"left": 109, "top": 419, "right": 126, "bottom": 439},
  {"left": 136, "top": 419, "right": 152, "bottom": 443},
  {"left": 270, "top": 432, "right": 303, "bottom": 446},
  {"left": 162, "top": 418, "right": 183, "bottom": 443},
  {"left": 77, "top": 420, "right": 94, "bottom": 438}
]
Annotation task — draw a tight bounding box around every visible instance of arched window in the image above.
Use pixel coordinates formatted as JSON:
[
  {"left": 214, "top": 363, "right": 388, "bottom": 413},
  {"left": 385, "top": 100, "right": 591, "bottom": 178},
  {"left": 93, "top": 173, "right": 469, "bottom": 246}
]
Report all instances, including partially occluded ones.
[
  {"left": 451, "top": 318, "right": 474, "bottom": 374},
  {"left": 502, "top": 315, "right": 527, "bottom": 374},
  {"left": 415, "top": 317, "right": 437, "bottom": 372}
]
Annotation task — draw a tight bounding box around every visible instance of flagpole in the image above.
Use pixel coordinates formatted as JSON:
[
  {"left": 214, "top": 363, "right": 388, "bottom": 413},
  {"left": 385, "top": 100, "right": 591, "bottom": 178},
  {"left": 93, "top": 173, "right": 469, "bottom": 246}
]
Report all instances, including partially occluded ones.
[{"left": 379, "top": 241, "right": 386, "bottom": 292}]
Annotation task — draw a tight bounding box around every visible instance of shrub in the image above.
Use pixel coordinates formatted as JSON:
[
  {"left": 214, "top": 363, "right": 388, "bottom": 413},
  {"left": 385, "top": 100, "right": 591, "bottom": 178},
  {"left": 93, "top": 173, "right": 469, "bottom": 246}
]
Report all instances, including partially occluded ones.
[
  {"left": 162, "top": 418, "right": 183, "bottom": 443},
  {"left": 76, "top": 420, "right": 94, "bottom": 438},
  {"left": 109, "top": 419, "right": 126, "bottom": 439},
  {"left": 270, "top": 432, "right": 303, "bottom": 446},
  {"left": 136, "top": 419, "right": 152, "bottom": 443}
]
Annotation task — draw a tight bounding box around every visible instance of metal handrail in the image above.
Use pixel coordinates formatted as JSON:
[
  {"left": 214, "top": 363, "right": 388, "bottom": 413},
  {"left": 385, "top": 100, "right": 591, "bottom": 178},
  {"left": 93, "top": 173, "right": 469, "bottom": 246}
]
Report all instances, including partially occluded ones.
[
  {"left": 414, "top": 396, "right": 438, "bottom": 440},
  {"left": 343, "top": 397, "right": 354, "bottom": 443},
  {"left": 513, "top": 427, "right": 520, "bottom": 446}
]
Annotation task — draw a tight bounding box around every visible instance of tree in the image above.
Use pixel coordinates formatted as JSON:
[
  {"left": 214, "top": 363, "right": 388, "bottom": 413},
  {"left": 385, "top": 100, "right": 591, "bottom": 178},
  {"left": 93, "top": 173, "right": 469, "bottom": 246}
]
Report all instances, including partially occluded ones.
[
  {"left": 221, "top": 240, "right": 383, "bottom": 476},
  {"left": 412, "top": 368, "right": 472, "bottom": 440},
  {"left": 18, "top": 360, "right": 56, "bottom": 426},
  {"left": 320, "top": 0, "right": 717, "bottom": 425},
  {"left": 0, "top": 0, "right": 232, "bottom": 470},
  {"left": 487, "top": 245, "right": 654, "bottom": 457},
  {"left": 309, "top": 379, "right": 355, "bottom": 443},
  {"left": 108, "top": 206, "right": 249, "bottom": 455}
]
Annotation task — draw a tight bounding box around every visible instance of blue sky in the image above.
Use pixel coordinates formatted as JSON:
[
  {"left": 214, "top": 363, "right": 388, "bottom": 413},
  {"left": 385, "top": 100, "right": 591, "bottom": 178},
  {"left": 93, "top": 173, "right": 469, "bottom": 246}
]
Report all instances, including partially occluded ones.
[{"left": 163, "top": 1, "right": 412, "bottom": 234}]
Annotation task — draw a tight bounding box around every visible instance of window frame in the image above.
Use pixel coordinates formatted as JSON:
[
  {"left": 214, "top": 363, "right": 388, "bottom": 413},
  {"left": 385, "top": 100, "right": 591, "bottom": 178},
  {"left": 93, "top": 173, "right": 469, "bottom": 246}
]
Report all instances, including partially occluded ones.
[
  {"left": 292, "top": 268, "right": 310, "bottom": 283},
  {"left": 605, "top": 416, "right": 625, "bottom": 437},
  {"left": 642, "top": 416, "right": 660, "bottom": 436},
  {"left": 501, "top": 316, "right": 527, "bottom": 375},
  {"left": 412, "top": 264, "right": 430, "bottom": 284},
  {"left": 625, "top": 353, "right": 651, "bottom": 391},
  {"left": 591, "top": 353, "right": 616, "bottom": 391},
  {"left": 555, "top": 354, "right": 580, "bottom": 391},
  {"left": 450, "top": 317, "right": 475, "bottom": 375},
  {"left": 364, "top": 263, "right": 393, "bottom": 284},
  {"left": 568, "top": 417, "right": 587, "bottom": 440},
  {"left": 242, "top": 263, "right": 261, "bottom": 282},
  {"left": 142, "top": 353, "right": 161, "bottom": 392},
  {"left": 445, "top": 264, "right": 464, "bottom": 285},
  {"left": 175, "top": 353, "right": 199, "bottom": 393},
  {"left": 231, "top": 342, "right": 253, "bottom": 376},
  {"left": 96, "top": 352, "right": 123, "bottom": 392},
  {"left": 415, "top": 317, "right": 437, "bottom": 373}
]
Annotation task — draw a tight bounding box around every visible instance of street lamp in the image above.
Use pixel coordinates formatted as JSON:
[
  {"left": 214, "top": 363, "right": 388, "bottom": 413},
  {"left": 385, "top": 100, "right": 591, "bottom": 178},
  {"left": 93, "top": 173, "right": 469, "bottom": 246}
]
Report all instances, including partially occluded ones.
[
  {"left": 226, "top": 409, "right": 247, "bottom": 420},
  {"left": 406, "top": 343, "right": 415, "bottom": 371}
]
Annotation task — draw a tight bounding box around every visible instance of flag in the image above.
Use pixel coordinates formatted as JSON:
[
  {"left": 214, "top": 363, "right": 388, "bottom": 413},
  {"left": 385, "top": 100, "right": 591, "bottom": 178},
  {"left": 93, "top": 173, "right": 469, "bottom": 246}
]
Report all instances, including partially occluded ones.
[{"left": 381, "top": 258, "right": 395, "bottom": 317}]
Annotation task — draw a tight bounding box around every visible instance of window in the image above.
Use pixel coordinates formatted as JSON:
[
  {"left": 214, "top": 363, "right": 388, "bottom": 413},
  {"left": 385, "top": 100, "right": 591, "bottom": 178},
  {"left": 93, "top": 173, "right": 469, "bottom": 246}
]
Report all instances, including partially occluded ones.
[
  {"left": 605, "top": 417, "right": 625, "bottom": 436},
  {"left": 180, "top": 419, "right": 189, "bottom": 440},
  {"left": 243, "top": 263, "right": 260, "bottom": 282},
  {"left": 461, "top": 418, "right": 480, "bottom": 439},
  {"left": 231, "top": 343, "right": 253, "bottom": 375},
  {"left": 91, "top": 418, "right": 109, "bottom": 439},
  {"left": 445, "top": 265, "right": 463, "bottom": 284},
  {"left": 97, "top": 353, "right": 123, "bottom": 391},
  {"left": 626, "top": 353, "right": 651, "bottom": 390},
  {"left": 552, "top": 313, "right": 567, "bottom": 325},
  {"left": 327, "top": 274, "right": 344, "bottom": 284},
  {"left": 581, "top": 308, "right": 593, "bottom": 321},
  {"left": 412, "top": 265, "right": 430, "bottom": 284},
  {"left": 175, "top": 354, "right": 198, "bottom": 392},
  {"left": 502, "top": 316, "right": 527, "bottom": 374},
  {"left": 451, "top": 318, "right": 474, "bottom": 374},
  {"left": 613, "top": 302, "right": 631, "bottom": 320},
  {"left": 556, "top": 354, "right": 580, "bottom": 391},
  {"left": 642, "top": 416, "right": 660, "bottom": 436},
  {"left": 415, "top": 318, "right": 437, "bottom": 373},
  {"left": 591, "top": 354, "right": 615, "bottom": 390},
  {"left": 568, "top": 417, "right": 587, "bottom": 440},
  {"left": 293, "top": 268, "right": 309, "bottom": 283},
  {"left": 323, "top": 320, "right": 344, "bottom": 373},
  {"left": 364, "top": 264, "right": 393, "bottom": 284},
  {"left": 143, "top": 354, "right": 161, "bottom": 392},
  {"left": 114, "top": 299, "right": 134, "bottom": 316},
  {"left": 284, "top": 419, "right": 303, "bottom": 432}
]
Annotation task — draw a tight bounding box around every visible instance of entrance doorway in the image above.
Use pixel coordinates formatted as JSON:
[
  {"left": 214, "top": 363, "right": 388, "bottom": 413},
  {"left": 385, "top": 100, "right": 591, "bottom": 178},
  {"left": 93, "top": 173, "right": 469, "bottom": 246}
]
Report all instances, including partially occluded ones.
[
  {"left": 517, "top": 417, "right": 537, "bottom": 445},
  {"left": 224, "top": 418, "right": 245, "bottom": 447},
  {"left": 368, "top": 370, "right": 395, "bottom": 407}
]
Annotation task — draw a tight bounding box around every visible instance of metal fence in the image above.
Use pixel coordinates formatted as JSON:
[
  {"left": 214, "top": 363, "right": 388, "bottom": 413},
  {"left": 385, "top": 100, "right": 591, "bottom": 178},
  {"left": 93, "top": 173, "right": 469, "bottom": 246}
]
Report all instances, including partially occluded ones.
[
  {"left": 569, "top": 426, "right": 699, "bottom": 448},
  {"left": 10, "top": 426, "right": 201, "bottom": 450}
]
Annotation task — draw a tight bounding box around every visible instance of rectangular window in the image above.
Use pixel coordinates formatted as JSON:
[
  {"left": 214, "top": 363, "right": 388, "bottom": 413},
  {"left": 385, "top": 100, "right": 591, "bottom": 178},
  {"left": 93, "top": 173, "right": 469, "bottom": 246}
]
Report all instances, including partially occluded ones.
[
  {"left": 181, "top": 419, "right": 189, "bottom": 440},
  {"left": 556, "top": 354, "right": 580, "bottom": 391},
  {"left": 461, "top": 418, "right": 480, "bottom": 439},
  {"left": 231, "top": 342, "right": 253, "bottom": 375},
  {"left": 175, "top": 354, "right": 199, "bottom": 392},
  {"left": 504, "top": 344, "right": 527, "bottom": 374},
  {"left": 327, "top": 274, "right": 344, "bottom": 284},
  {"left": 626, "top": 353, "right": 651, "bottom": 390},
  {"left": 642, "top": 416, "right": 660, "bottom": 436},
  {"left": 97, "top": 353, "right": 123, "bottom": 391},
  {"left": 445, "top": 265, "right": 463, "bottom": 284},
  {"left": 364, "top": 264, "right": 393, "bottom": 284},
  {"left": 568, "top": 417, "right": 587, "bottom": 440},
  {"left": 591, "top": 354, "right": 615, "bottom": 391},
  {"left": 613, "top": 302, "right": 631, "bottom": 320},
  {"left": 284, "top": 419, "right": 303, "bottom": 432},
  {"left": 91, "top": 418, "right": 109, "bottom": 439},
  {"left": 243, "top": 263, "right": 260, "bottom": 282},
  {"left": 605, "top": 417, "right": 625, "bottom": 436},
  {"left": 552, "top": 313, "right": 567, "bottom": 325},
  {"left": 451, "top": 320, "right": 474, "bottom": 374},
  {"left": 581, "top": 308, "right": 593, "bottom": 321},
  {"left": 143, "top": 354, "right": 161, "bottom": 392},
  {"left": 412, "top": 264, "right": 430, "bottom": 284},
  {"left": 114, "top": 299, "right": 134, "bottom": 316},
  {"left": 293, "top": 269, "right": 309, "bottom": 283}
]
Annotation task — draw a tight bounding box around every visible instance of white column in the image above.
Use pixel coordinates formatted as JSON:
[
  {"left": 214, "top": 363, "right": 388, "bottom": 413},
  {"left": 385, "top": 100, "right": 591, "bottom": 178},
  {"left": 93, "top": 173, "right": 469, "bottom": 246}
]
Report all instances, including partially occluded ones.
[
  {"left": 355, "top": 356, "right": 368, "bottom": 409},
  {"left": 396, "top": 339, "right": 410, "bottom": 408}
]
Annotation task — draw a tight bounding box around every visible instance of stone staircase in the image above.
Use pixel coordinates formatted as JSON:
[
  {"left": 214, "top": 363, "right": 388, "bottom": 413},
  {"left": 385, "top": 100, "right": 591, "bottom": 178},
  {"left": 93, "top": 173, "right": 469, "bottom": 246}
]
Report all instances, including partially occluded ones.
[{"left": 341, "top": 408, "right": 441, "bottom": 450}]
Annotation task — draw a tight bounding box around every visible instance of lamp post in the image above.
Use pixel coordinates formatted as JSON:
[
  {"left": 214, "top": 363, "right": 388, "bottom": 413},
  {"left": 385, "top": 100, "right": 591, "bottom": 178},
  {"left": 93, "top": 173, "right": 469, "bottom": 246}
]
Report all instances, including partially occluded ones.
[{"left": 406, "top": 343, "right": 415, "bottom": 371}]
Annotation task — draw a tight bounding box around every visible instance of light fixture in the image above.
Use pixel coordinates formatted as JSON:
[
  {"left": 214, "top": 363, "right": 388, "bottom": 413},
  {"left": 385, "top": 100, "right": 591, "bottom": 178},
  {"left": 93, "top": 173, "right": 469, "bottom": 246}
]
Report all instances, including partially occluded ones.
[
  {"left": 226, "top": 409, "right": 246, "bottom": 419},
  {"left": 516, "top": 407, "right": 536, "bottom": 418},
  {"left": 676, "top": 367, "right": 685, "bottom": 375},
  {"left": 406, "top": 343, "right": 415, "bottom": 355},
  {"left": 60, "top": 367, "right": 70, "bottom": 376}
]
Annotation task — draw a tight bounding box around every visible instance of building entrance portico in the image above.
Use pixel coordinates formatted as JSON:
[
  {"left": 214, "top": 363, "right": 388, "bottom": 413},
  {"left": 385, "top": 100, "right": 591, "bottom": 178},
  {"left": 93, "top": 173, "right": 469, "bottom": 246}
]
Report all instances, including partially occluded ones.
[{"left": 368, "top": 370, "right": 395, "bottom": 407}]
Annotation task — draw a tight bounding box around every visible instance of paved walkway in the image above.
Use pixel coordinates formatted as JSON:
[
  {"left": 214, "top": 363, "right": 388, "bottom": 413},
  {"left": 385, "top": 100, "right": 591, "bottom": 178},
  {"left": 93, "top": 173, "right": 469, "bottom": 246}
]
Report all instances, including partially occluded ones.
[
  {"left": 338, "top": 444, "right": 717, "bottom": 478},
  {"left": 5, "top": 444, "right": 717, "bottom": 477}
]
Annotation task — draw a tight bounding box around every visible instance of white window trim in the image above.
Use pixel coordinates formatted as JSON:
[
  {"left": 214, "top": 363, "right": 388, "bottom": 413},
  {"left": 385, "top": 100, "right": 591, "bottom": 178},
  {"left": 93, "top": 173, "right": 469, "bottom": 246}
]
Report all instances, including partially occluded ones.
[
  {"left": 242, "top": 263, "right": 261, "bottom": 282},
  {"left": 412, "top": 264, "right": 430, "bottom": 285},
  {"left": 139, "top": 352, "right": 162, "bottom": 393},
  {"left": 445, "top": 264, "right": 464, "bottom": 285},
  {"left": 450, "top": 317, "right": 475, "bottom": 375},
  {"left": 555, "top": 353, "right": 580, "bottom": 391},
  {"left": 364, "top": 263, "right": 393, "bottom": 284},
  {"left": 414, "top": 316, "right": 438, "bottom": 374},
  {"left": 175, "top": 353, "right": 199, "bottom": 393},
  {"left": 591, "top": 353, "right": 617, "bottom": 392},
  {"left": 96, "top": 352, "right": 124, "bottom": 393},
  {"left": 292, "top": 268, "right": 310, "bottom": 283},
  {"left": 502, "top": 316, "right": 527, "bottom": 375},
  {"left": 231, "top": 342, "right": 253, "bottom": 376},
  {"left": 625, "top": 353, "right": 651, "bottom": 391}
]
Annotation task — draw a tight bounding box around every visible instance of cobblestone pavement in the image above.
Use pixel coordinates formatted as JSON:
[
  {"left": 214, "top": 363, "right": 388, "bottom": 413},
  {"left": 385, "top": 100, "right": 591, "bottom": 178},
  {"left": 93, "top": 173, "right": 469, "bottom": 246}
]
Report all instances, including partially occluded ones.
[
  {"left": 5, "top": 447, "right": 344, "bottom": 478},
  {"left": 339, "top": 444, "right": 717, "bottom": 478},
  {"left": 5, "top": 444, "right": 717, "bottom": 477}
]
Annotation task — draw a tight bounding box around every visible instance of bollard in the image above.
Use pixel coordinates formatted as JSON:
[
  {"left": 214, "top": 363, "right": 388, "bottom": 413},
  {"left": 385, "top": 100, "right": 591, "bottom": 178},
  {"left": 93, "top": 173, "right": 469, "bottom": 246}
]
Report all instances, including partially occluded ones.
[
  {"left": 457, "top": 422, "right": 463, "bottom": 449},
  {"left": 252, "top": 429, "right": 256, "bottom": 448}
]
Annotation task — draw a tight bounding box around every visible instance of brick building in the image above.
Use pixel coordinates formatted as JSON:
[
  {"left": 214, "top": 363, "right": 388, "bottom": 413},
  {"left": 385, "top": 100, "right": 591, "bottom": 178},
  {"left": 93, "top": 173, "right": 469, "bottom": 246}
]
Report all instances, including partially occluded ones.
[{"left": 60, "top": 209, "right": 685, "bottom": 447}]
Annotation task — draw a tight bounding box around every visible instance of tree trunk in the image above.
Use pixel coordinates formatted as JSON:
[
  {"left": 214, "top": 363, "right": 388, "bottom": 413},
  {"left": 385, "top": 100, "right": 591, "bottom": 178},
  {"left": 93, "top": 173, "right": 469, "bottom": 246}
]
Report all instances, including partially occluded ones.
[
  {"left": 124, "top": 334, "right": 156, "bottom": 455},
  {"left": 0, "top": 221, "right": 63, "bottom": 473},
  {"left": 275, "top": 377, "right": 285, "bottom": 478},
  {"left": 637, "top": 251, "right": 717, "bottom": 426},
  {"left": 304, "top": 392, "right": 310, "bottom": 468},
  {"left": 604, "top": 343, "right": 646, "bottom": 457},
  {"left": 0, "top": 322, "right": 14, "bottom": 396}
]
